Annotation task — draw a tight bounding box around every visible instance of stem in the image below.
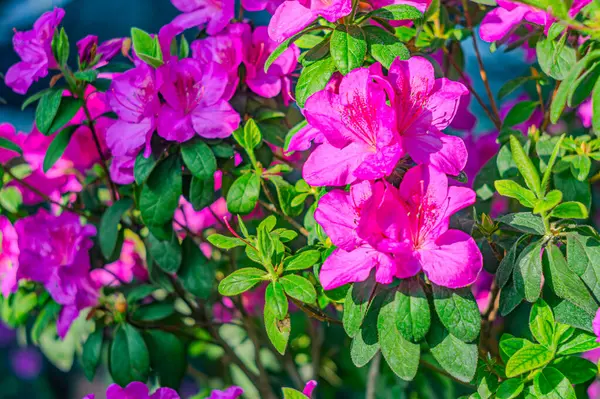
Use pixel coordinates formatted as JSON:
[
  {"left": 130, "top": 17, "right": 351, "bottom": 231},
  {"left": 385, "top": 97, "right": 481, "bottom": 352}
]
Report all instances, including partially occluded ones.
[
  {"left": 419, "top": 359, "right": 475, "bottom": 387},
  {"left": 366, "top": 351, "right": 381, "bottom": 399},
  {"left": 259, "top": 200, "right": 309, "bottom": 237},
  {"left": 82, "top": 100, "right": 118, "bottom": 202},
  {"left": 308, "top": 320, "right": 323, "bottom": 382},
  {"left": 289, "top": 297, "right": 342, "bottom": 325}
]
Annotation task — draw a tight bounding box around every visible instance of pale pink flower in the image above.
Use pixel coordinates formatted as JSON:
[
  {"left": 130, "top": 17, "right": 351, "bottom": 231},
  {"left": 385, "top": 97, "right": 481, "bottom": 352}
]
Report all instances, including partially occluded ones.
[
  {"left": 5, "top": 8, "right": 65, "bottom": 94},
  {"left": 268, "top": 0, "right": 352, "bottom": 43},
  {"left": 0, "top": 216, "right": 19, "bottom": 298}
]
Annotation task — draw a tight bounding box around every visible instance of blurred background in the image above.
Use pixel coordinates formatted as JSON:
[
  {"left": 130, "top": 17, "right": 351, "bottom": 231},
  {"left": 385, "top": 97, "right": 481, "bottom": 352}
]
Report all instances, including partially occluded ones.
[{"left": 0, "top": 1, "right": 531, "bottom": 398}]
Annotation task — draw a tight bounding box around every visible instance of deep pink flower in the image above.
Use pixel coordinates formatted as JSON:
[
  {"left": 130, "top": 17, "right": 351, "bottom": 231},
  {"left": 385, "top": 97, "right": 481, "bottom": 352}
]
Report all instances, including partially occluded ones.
[
  {"left": 15, "top": 210, "right": 98, "bottom": 338},
  {"left": 191, "top": 23, "right": 248, "bottom": 100},
  {"left": 268, "top": 0, "right": 352, "bottom": 43},
  {"left": 472, "top": 270, "right": 494, "bottom": 312},
  {"left": 594, "top": 308, "right": 600, "bottom": 342},
  {"left": 84, "top": 382, "right": 180, "bottom": 399},
  {"left": 303, "top": 380, "right": 318, "bottom": 397},
  {"left": 479, "top": 0, "right": 591, "bottom": 42},
  {"left": 244, "top": 26, "right": 299, "bottom": 105},
  {"left": 110, "top": 154, "right": 136, "bottom": 185},
  {"left": 106, "top": 63, "right": 160, "bottom": 159},
  {"left": 578, "top": 98, "right": 592, "bottom": 128},
  {"left": 318, "top": 165, "right": 482, "bottom": 289},
  {"left": 91, "top": 238, "right": 148, "bottom": 287},
  {"left": 242, "top": 0, "right": 284, "bottom": 13},
  {"left": 207, "top": 386, "right": 244, "bottom": 399},
  {"left": 5, "top": 8, "right": 65, "bottom": 94},
  {"left": 156, "top": 59, "right": 240, "bottom": 142},
  {"left": 77, "top": 35, "right": 125, "bottom": 69},
  {"left": 0, "top": 216, "right": 19, "bottom": 298}
]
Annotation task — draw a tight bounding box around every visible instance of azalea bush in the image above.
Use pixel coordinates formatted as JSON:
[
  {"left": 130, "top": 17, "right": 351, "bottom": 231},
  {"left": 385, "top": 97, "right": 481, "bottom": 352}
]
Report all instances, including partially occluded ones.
[{"left": 4, "top": 0, "right": 600, "bottom": 398}]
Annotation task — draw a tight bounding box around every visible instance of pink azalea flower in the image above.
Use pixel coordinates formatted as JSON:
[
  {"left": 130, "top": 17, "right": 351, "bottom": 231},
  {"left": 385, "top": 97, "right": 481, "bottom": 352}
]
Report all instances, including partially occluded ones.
[
  {"left": 207, "top": 386, "right": 244, "bottom": 399},
  {"left": 5, "top": 8, "right": 65, "bottom": 94},
  {"left": 77, "top": 35, "right": 125, "bottom": 69},
  {"left": 15, "top": 210, "right": 98, "bottom": 338},
  {"left": 91, "top": 239, "right": 148, "bottom": 287},
  {"left": 242, "top": 0, "right": 284, "bottom": 13},
  {"left": 156, "top": 58, "right": 240, "bottom": 142},
  {"left": 0, "top": 123, "right": 25, "bottom": 163},
  {"left": 472, "top": 270, "right": 494, "bottom": 312},
  {"left": 303, "top": 380, "right": 318, "bottom": 397},
  {"left": 479, "top": 0, "right": 591, "bottom": 42},
  {"left": 578, "top": 98, "right": 592, "bottom": 128},
  {"left": 594, "top": 308, "right": 600, "bottom": 342},
  {"left": 244, "top": 26, "right": 299, "bottom": 105},
  {"left": 0, "top": 216, "right": 19, "bottom": 298},
  {"left": 268, "top": 0, "right": 352, "bottom": 43},
  {"left": 286, "top": 123, "right": 325, "bottom": 153},
  {"left": 106, "top": 63, "right": 160, "bottom": 160},
  {"left": 84, "top": 382, "right": 180, "bottom": 399},
  {"left": 318, "top": 165, "right": 482, "bottom": 289},
  {"left": 191, "top": 23, "right": 249, "bottom": 100}
]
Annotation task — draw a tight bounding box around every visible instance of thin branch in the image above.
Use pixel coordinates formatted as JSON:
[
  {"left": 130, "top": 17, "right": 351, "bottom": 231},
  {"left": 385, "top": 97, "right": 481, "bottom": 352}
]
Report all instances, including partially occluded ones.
[
  {"left": 290, "top": 297, "right": 342, "bottom": 325},
  {"left": 366, "top": 351, "right": 381, "bottom": 399}
]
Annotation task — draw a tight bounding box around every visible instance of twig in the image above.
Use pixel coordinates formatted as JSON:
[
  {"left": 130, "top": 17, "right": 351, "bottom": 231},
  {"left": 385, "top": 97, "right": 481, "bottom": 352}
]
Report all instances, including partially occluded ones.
[
  {"left": 259, "top": 200, "right": 309, "bottom": 237},
  {"left": 308, "top": 320, "right": 323, "bottom": 382},
  {"left": 289, "top": 297, "right": 342, "bottom": 325},
  {"left": 366, "top": 351, "right": 381, "bottom": 399}
]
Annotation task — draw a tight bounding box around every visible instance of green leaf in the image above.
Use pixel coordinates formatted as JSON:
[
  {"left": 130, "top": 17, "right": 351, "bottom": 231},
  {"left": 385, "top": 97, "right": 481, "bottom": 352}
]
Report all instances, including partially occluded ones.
[
  {"left": 567, "top": 154, "right": 591, "bottom": 181},
  {"left": 31, "top": 301, "right": 61, "bottom": 345},
  {"left": 226, "top": 173, "right": 261, "bottom": 215},
  {"left": 296, "top": 56, "right": 337, "bottom": 107},
  {"left": 51, "top": 27, "right": 69, "bottom": 67},
  {"left": 144, "top": 330, "right": 186, "bottom": 389},
  {"left": 496, "top": 238, "right": 522, "bottom": 288},
  {"left": 283, "top": 250, "right": 321, "bottom": 271},
  {"left": 43, "top": 125, "right": 77, "bottom": 173},
  {"left": 551, "top": 55, "right": 589, "bottom": 123},
  {"left": 498, "top": 76, "right": 532, "bottom": 100},
  {"left": 550, "top": 201, "right": 588, "bottom": 219},
  {"left": 540, "top": 134, "right": 565, "bottom": 190},
  {"left": 189, "top": 175, "right": 215, "bottom": 210},
  {"left": 48, "top": 97, "right": 83, "bottom": 134},
  {"left": 331, "top": 25, "right": 366, "bottom": 75},
  {"left": 280, "top": 275, "right": 316, "bottom": 303},
  {"left": 82, "top": 328, "right": 104, "bottom": 381},
  {"left": 543, "top": 244, "right": 598, "bottom": 315},
  {"left": 0, "top": 187, "right": 22, "bottom": 213},
  {"left": 179, "top": 238, "right": 215, "bottom": 299},
  {"left": 513, "top": 240, "right": 544, "bottom": 303},
  {"left": 495, "top": 379, "right": 524, "bottom": 399},
  {"left": 500, "top": 335, "right": 534, "bottom": 363},
  {"left": 426, "top": 320, "right": 478, "bottom": 383},
  {"left": 533, "top": 190, "right": 562, "bottom": 214},
  {"left": 147, "top": 232, "right": 182, "bottom": 274},
  {"left": 22, "top": 87, "right": 58, "bottom": 110},
  {"left": 131, "top": 27, "right": 163, "bottom": 67},
  {"left": 266, "top": 281, "right": 288, "bottom": 320},
  {"left": 432, "top": 285, "right": 480, "bottom": 343},
  {"left": 0, "top": 137, "right": 23, "bottom": 156},
  {"left": 494, "top": 180, "right": 537, "bottom": 208},
  {"left": 496, "top": 213, "right": 545, "bottom": 235},
  {"left": 369, "top": 4, "right": 423, "bottom": 20},
  {"left": 551, "top": 356, "right": 597, "bottom": 384},
  {"left": 109, "top": 324, "right": 150, "bottom": 386},
  {"left": 343, "top": 278, "right": 377, "bottom": 338},
  {"left": 181, "top": 139, "right": 216, "bottom": 180},
  {"left": 533, "top": 367, "right": 576, "bottom": 399},
  {"left": 503, "top": 101, "right": 539, "bottom": 128},
  {"left": 282, "top": 388, "right": 309, "bottom": 399},
  {"left": 592, "top": 72, "right": 600, "bottom": 135},
  {"left": 140, "top": 154, "right": 182, "bottom": 227},
  {"left": 351, "top": 293, "right": 382, "bottom": 367},
  {"left": 257, "top": 222, "right": 275, "bottom": 266},
  {"left": 363, "top": 26, "right": 409, "bottom": 68},
  {"left": 566, "top": 232, "right": 600, "bottom": 302},
  {"left": 244, "top": 119, "right": 262, "bottom": 151},
  {"left": 557, "top": 330, "right": 600, "bottom": 355},
  {"left": 265, "top": 308, "right": 290, "bottom": 355},
  {"left": 218, "top": 268, "right": 268, "bottom": 296},
  {"left": 74, "top": 70, "right": 99, "bottom": 82},
  {"left": 377, "top": 288, "right": 420, "bottom": 381},
  {"left": 264, "top": 28, "right": 311, "bottom": 72},
  {"left": 268, "top": 175, "right": 304, "bottom": 217},
  {"left": 554, "top": 170, "right": 591, "bottom": 210},
  {"left": 529, "top": 299, "right": 555, "bottom": 347},
  {"left": 99, "top": 198, "right": 133, "bottom": 260},
  {"left": 396, "top": 278, "right": 431, "bottom": 343},
  {"left": 509, "top": 135, "right": 541, "bottom": 196},
  {"left": 132, "top": 302, "right": 174, "bottom": 321},
  {"left": 505, "top": 344, "right": 553, "bottom": 378},
  {"left": 36, "top": 90, "right": 63, "bottom": 135},
  {"left": 207, "top": 234, "right": 246, "bottom": 249},
  {"left": 536, "top": 37, "right": 576, "bottom": 81},
  {"left": 134, "top": 151, "right": 158, "bottom": 185}
]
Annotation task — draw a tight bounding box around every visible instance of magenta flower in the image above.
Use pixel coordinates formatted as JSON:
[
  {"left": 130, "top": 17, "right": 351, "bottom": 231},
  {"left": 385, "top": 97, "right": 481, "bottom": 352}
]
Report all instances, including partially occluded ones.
[
  {"left": 594, "top": 308, "right": 600, "bottom": 342},
  {"left": 156, "top": 59, "right": 240, "bottom": 142},
  {"left": 242, "top": 0, "right": 283, "bottom": 13},
  {"left": 0, "top": 123, "right": 25, "bottom": 163},
  {"left": 303, "top": 380, "right": 318, "bottom": 397},
  {"left": 302, "top": 68, "right": 401, "bottom": 186},
  {"left": 460, "top": 131, "right": 499, "bottom": 188},
  {"left": 191, "top": 23, "right": 249, "bottom": 100},
  {"left": 5, "top": 8, "right": 65, "bottom": 94},
  {"left": 106, "top": 63, "right": 160, "bottom": 159},
  {"left": 244, "top": 26, "right": 299, "bottom": 105},
  {"left": 84, "top": 382, "right": 180, "bottom": 399},
  {"left": 578, "top": 98, "right": 592, "bottom": 128},
  {"left": 318, "top": 165, "right": 482, "bottom": 289},
  {"left": 91, "top": 238, "right": 148, "bottom": 287},
  {"left": 0, "top": 216, "right": 19, "bottom": 298},
  {"left": 268, "top": 0, "right": 352, "bottom": 43},
  {"left": 15, "top": 210, "right": 98, "bottom": 338},
  {"left": 479, "top": 0, "right": 591, "bottom": 42},
  {"left": 77, "top": 35, "right": 125, "bottom": 69},
  {"left": 206, "top": 386, "right": 244, "bottom": 399}
]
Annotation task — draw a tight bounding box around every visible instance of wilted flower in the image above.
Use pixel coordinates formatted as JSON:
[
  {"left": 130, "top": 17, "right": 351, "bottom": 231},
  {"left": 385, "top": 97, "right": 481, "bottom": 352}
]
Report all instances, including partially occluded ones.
[{"left": 77, "top": 35, "right": 125, "bottom": 69}]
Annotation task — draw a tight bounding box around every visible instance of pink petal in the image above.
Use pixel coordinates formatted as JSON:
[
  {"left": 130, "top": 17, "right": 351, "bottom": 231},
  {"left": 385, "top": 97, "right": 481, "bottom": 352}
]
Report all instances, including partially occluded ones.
[
  {"left": 106, "top": 118, "right": 153, "bottom": 157},
  {"left": 479, "top": 6, "right": 528, "bottom": 42},
  {"left": 302, "top": 142, "right": 368, "bottom": 186},
  {"left": 286, "top": 124, "right": 325, "bottom": 153},
  {"left": 191, "top": 100, "right": 240, "bottom": 139},
  {"left": 427, "top": 78, "right": 468, "bottom": 131},
  {"left": 314, "top": 190, "right": 362, "bottom": 250},
  {"left": 268, "top": 1, "right": 315, "bottom": 43},
  {"left": 320, "top": 246, "right": 385, "bottom": 290}
]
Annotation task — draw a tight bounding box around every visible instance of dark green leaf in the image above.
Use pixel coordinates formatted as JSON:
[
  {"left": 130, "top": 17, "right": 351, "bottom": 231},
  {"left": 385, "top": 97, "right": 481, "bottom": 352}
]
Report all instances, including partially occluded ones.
[
  {"left": 218, "top": 268, "right": 267, "bottom": 296},
  {"left": 350, "top": 293, "right": 382, "bottom": 367},
  {"left": 426, "top": 319, "right": 478, "bottom": 382},
  {"left": 513, "top": 240, "right": 544, "bottom": 302},
  {"left": 145, "top": 330, "right": 186, "bottom": 389},
  {"left": 36, "top": 90, "right": 63, "bottom": 135},
  {"left": 179, "top": 238, "right": 215, "bottom": 299},
  {"left": 0, "top": 137, "right": 23, "bottom": 156},
  {"left": 99, "top": 198, "right": 133, "bottom": 259},
  {"left": 533, "top": 367, "right": 576, "bottom": 399},
  {"left": 226, "top": 173, "right": 261, "bottom": 215},
  {"left": 43, "top": 125, "right": 77, "bottom": 173},
  {"left": 551, "top": 356, "right": 596, "bottom": 384},
  {"left": 82, "top": 328, "right": 104, "bottom": 381},
  {"left": 109, "top": 324, "right": 150, "bottom": 386},
  {"left": 363, "top": 26, "right": 409, "bottom": 68},
  {"left": 331, "top": 25, "right": 366, "bottom": 75},
  {"left": 343, "top": 278, "right": 376, "bottom": 338},
  {"left": 496, "top": 213, "right": 545, "bottom": 235},
  {"left": 284, "top": 250, "right": 321, "bottom": 271},
  {"left": 280, "top": 275, "right": 316, "bottom": 303},
  {"left": 266, "top": 281, "right": 288, "bottom": 320},
  {"left": 132, "top": 302, "right": 174, "bottom": 321},
  {"left": 296, "top": 56, "right": 337, "bottom": 107},
  {"left": 503, "top": 101, "right": 539, "bottom": 128},
  {"left": 396, "top": 277, "right": 430, "bottom": 343},
  {"left": 140, "top": 154, "right": 182, "bottom": 227},
  {"left": 189, "top": 175, "right": 215, "bottom": 210},
  {"left": 48, "top": 98, "right": 83, "bottom": 134},
  {"left": 498, "top": 76, "right": 532, "bottom": 100},
  {"left": 496, "top": 379, "right": 524, "bottom": 399},
  {"left": 181, "top": 140, "right": 216, "bottom": 180},
  {"left": 432, "top": 285, "right": 480, "bottom": 343},
  {"left": 554, "top": 170, "right": 591, "bottom": 210},
  {"left": 134, "top": 151, "right": 158, "bottom": 185},
  {"left": 557, "top": 330, "right": 600, "bottom": 355},
  {"left": 147, "top": 232, "right": 182, "bottom": 274}
]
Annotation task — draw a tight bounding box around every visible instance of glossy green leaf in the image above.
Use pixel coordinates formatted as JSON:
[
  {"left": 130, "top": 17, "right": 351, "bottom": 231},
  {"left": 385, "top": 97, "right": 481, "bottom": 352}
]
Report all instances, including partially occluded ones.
[
  {"left": 82, "top": 328, "right": 104, "bottom": 381},
  {"left": 432, "top": 285, "right": 480, "bottom": 343},
  {"left": 140, "top": 154, "right": 182, "bottom": 227},
  {"left": 145, "top": 330, "right": 186, "bottom": 388},
  {"left": 99, "top": 198, "right": 133, "bottom": 259},
  {"left": 109, "top": 324, "right": 150, "bottom": 386},
  {"left": 181, "top": 139, "right": 216, "bottom": 180},
  {"left": 283, "top": 250, "right": 321, "bottom": 271},
  {"left": 533, "top": 367, "right": 576, "bottom": 399},
  {"left": 218, "top": 268, "right": 268, "bottom": 296},
  {"left": 280, "top": 275, "right": 316, "bottom": 303},
  {"left": 226, "top": 173, "right": 261, "bottom": 215},
  {"left": 396, "top": 278, "right": 431, "bottom": 343},
  {"left": 331, "top": 25, "right": 366, "bottom": 75},
  {"left": 505, "top": 344, "right": 553, "bottom": 378},
  {"left": 43, "top": 125, "right": 77, "bottom": 173},
  {"left": 266, "top": 281, "right": 288, "bottom": 320},
  {"left": 35, "top": 90, "right": 63, "bottom": 135}
]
